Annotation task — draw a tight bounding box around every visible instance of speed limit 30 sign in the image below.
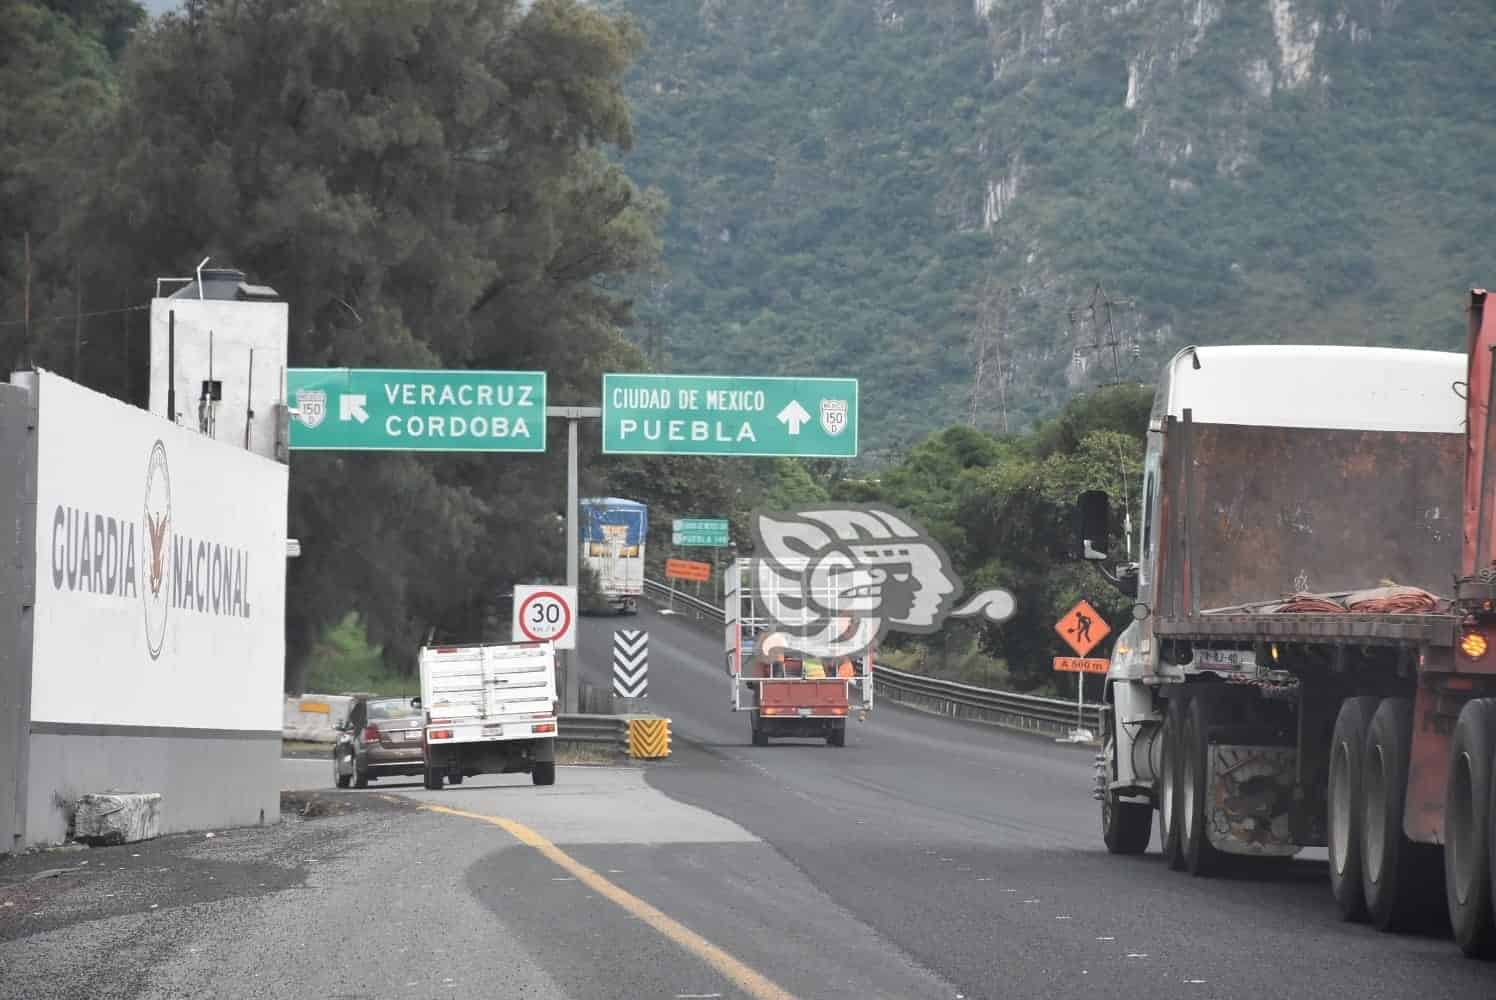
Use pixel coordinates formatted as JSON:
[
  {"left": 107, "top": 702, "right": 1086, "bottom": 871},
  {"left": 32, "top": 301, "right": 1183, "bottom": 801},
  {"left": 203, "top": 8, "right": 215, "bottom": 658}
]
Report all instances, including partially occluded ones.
[{"left": 512, "top": 585, "right": 577, "bottom": 650}]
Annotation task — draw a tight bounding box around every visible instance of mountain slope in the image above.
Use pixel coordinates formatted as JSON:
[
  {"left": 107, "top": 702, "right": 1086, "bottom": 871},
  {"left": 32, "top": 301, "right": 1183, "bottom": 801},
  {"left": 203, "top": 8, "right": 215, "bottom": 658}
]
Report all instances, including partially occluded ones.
[{"left": 612, "top": 0, "right": 1496, "bottom": 461}]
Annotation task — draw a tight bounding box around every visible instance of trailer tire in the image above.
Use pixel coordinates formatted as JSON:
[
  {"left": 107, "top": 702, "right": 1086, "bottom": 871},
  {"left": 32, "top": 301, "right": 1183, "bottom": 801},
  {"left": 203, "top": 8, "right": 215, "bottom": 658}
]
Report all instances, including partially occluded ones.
[
  {"left": 1180, "top": 695, "right": 1224, "bottom": 876},
  {"left": 532, "top": 762, "right": 556, "bottom": 786},
  {"left": 1328, "top": 695, "right": 1381, "bottom": 922},
  {"left": 1361, "top": 697, "right": 1442, "bottom": 933},
  {"left": 1445, "top": 698, "right": 1496, "bottom": 957},
  {"left": 1159, "top": 693, "right": 1187, "bottom": 871}
]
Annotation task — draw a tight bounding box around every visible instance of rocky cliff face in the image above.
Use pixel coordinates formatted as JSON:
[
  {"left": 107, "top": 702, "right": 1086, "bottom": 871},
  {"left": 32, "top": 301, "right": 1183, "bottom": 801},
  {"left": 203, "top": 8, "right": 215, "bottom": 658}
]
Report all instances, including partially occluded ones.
[{"left": 614, "top": 0, "right": 1495, "bottom": 460}]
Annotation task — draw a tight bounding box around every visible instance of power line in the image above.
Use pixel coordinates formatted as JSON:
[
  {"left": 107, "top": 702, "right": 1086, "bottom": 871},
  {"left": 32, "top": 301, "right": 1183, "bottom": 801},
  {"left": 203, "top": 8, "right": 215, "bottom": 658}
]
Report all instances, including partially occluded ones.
[{"left": 0, "top": 302, "right": 151, "bottom": 329}]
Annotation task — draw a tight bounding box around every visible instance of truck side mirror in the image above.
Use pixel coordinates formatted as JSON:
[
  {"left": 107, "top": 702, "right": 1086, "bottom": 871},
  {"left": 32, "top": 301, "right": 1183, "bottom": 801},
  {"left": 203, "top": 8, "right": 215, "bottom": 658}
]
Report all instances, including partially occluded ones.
[
  {"left": 410, "top": 697, "right": 421, "bottom": 710},
  {"left": 1078, "top": 490, "right": 1111, "bottom": 561}
]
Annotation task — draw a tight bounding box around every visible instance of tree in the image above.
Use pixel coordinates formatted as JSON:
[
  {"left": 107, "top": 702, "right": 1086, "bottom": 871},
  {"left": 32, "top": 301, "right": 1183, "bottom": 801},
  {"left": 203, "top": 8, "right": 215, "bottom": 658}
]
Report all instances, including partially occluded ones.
[
  {"left": 0, "top": 1, "right": 143, "bottom": 373},
  {"left": 78, "top": 0, "right": 664, "bottom": 685}
]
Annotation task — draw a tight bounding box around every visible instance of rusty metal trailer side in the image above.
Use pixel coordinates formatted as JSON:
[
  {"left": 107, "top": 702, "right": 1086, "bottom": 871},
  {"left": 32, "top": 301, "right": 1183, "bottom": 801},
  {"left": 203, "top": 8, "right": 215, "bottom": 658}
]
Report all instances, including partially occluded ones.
[{"left": 1154, "top": 612, "right": 1457, "bottom": 647}]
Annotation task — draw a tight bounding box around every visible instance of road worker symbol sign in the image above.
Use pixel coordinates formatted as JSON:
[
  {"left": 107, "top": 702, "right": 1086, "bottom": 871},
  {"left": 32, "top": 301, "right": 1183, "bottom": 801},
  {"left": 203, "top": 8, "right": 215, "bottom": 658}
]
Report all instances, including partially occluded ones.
[{"left": 1055, "top": 599, "right": 1109, "bottom": 657}]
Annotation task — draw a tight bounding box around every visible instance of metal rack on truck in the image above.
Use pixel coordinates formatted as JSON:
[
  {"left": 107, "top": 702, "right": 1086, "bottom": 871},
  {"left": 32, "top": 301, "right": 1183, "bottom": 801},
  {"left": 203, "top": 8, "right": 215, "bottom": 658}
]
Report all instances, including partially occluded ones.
[{"left": 724, "top": 557, "right": 874, "bottom": 747}]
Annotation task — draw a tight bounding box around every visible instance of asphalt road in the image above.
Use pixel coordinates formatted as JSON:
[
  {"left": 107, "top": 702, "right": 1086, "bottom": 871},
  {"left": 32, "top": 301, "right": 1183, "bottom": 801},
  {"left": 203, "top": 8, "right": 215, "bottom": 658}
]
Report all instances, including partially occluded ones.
[
  {"left": 8, "top": 601, "right": 1494, "bottom": 999},
  {"left": 572, "top": 601, "right": 1496, "bottom": 1000}
]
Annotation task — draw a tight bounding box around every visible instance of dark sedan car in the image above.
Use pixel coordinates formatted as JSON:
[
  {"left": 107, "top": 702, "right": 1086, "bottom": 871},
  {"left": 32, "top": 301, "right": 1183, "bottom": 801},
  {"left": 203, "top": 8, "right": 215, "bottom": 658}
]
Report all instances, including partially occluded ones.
[{"left": 333, "top": 695, "right": 428, "bottom": 788}]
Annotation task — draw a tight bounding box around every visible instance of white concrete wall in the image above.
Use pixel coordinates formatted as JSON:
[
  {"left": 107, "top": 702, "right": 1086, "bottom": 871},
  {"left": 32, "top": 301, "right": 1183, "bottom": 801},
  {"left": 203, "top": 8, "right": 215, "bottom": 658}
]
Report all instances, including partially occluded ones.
[
  {"left": 22, "top": 369, "right": 288, "bottom": 846},
  {"left": 148, "top": 297, "right": 288, "bottom": 462}
]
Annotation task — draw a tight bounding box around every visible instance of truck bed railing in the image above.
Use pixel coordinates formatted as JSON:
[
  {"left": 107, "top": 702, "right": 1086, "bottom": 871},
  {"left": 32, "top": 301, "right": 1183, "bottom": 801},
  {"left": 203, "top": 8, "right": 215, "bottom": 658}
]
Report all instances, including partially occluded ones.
[{"left": 642, "top": 578, "right": 1102, "bottom": 737}]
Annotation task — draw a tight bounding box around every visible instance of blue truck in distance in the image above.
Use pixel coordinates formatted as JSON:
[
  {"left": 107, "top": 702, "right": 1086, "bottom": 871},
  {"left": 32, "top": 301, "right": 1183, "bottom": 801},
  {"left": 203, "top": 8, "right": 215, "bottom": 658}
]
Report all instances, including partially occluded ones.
[{"left": 580, "top": 497, "right": 647, "bottom": 614}]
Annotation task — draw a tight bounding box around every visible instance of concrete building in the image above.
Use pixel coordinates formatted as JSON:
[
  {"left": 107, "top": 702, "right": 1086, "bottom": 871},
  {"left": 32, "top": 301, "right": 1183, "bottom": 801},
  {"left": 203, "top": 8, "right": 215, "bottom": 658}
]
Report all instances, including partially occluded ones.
[{"left": 1, "top": 267, "right": 291, "bottom": 852}]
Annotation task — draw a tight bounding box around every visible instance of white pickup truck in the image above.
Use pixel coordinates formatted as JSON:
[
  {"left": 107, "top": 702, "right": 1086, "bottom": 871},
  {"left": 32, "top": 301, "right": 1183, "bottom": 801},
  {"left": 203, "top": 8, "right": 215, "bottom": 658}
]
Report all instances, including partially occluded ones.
[{"left": 416, "top": 640, "right": 558, "bottom": 789}]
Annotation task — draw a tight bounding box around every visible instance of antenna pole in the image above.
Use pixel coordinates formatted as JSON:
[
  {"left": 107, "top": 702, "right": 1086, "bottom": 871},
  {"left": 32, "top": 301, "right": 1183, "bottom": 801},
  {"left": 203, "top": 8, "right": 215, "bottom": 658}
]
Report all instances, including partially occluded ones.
[
  {"left": 73, "top": 260, "right": 82, "bottom": 380},
  {"left": 246, "top": 348, "right": 255, "bottom": 449},
  {"left": 167, "top": 310, "right": 176, "bottom": 422}
]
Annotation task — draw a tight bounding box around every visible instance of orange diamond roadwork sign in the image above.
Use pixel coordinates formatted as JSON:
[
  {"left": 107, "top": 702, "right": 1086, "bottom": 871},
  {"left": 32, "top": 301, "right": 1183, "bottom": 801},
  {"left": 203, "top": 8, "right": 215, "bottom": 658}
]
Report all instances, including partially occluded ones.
[{"left": 1055, "top": 599, "right": 1110, "bottom": 657}]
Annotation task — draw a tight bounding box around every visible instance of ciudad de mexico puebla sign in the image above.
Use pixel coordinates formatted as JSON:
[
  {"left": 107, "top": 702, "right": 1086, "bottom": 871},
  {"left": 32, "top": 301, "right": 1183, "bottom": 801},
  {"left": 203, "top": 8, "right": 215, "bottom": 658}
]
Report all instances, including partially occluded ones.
[
  {"left": 602, "top": 373, "right": 858, "bottom": 457},
  {"left": 287, "top": 368, "right": 546, "bottom": 452}
]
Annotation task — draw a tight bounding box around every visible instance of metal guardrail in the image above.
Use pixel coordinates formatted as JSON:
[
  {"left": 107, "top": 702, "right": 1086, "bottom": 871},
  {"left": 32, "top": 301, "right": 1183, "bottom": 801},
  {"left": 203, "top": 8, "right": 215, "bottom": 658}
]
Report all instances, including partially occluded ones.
[
  {"left": 642, "top": 577, "right": 1103, "bottom": 738},
  {"left": 557, "top": 713, "right": 673, "bottom": 759},
  {"left": 557, "top": 714, "right": 629, "bottom": 750}
]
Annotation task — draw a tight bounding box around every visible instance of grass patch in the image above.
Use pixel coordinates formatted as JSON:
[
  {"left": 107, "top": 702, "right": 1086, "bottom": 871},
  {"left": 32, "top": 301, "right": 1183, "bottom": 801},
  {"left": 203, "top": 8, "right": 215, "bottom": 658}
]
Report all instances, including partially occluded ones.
[
  {"left": 557, "top": 743, "right": 624, "bottom": 765},
  {"left": 301, "top": 612, "right": 417, "bottom": 698},
  {"left": 283, "top": 739, "right": 332, "bottom": 755}
]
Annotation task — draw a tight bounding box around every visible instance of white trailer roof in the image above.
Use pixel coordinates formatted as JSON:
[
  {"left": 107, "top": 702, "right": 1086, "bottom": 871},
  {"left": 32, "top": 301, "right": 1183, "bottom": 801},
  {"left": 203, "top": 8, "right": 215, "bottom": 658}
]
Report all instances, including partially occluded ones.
[{"left": 1153, "top": 344, "right": 1465, "bottom": 434}]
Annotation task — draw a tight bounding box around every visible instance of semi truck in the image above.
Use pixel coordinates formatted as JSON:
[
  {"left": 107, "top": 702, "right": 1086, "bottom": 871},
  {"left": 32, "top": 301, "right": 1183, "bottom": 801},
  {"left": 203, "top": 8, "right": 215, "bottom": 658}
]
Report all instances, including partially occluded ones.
[
  {"left": 1082, "top": 288, "right": 1496, "bottom": 958},
  {"left": 580, "top": 497, "right": 647, "bottom": 614},
  {"left": 724, "top": 557, "right": 873, "bottom": 746},
  {"left": 416, "top": 640, "right": 558, "bottom": 789}
]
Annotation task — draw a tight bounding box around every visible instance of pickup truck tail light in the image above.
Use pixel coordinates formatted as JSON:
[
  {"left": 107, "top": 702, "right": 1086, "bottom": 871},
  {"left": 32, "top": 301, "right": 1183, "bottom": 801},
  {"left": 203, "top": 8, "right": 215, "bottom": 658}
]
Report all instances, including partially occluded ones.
[
  {"left": 532, "top": 722, "right": 556, "bottom": 734},
  {"left": 429, "top": 728, "right": 453, "bottom": 740}
]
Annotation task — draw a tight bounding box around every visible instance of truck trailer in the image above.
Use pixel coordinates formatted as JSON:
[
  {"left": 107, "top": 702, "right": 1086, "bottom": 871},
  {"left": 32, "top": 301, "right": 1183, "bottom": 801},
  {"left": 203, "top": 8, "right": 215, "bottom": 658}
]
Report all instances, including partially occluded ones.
[
  {"left": 580, "top": 497, "right": 647, "bottom": 614},
  {"left": 1084, "top": 289, "right": 1496, "bottom": 959}
]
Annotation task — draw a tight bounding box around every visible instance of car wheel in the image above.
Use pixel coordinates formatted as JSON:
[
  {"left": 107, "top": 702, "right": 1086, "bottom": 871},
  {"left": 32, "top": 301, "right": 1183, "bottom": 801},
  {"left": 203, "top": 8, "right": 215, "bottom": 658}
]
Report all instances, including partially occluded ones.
[
  {"left": 334, "top": 751, "right": 351, "bottom": 789},
  {"left": 353, "top": 756, "right": 368, "bottom": 789},
  {"left": 532, "top": 762, "right": 556, "bottom": 786}
]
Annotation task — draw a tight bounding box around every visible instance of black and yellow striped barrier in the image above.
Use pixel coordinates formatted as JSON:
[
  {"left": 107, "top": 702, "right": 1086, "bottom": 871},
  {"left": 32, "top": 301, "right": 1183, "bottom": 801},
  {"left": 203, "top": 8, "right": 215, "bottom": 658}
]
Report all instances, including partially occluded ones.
[{"left": 627, "top": 717, "right": 671, "bottom": 759}]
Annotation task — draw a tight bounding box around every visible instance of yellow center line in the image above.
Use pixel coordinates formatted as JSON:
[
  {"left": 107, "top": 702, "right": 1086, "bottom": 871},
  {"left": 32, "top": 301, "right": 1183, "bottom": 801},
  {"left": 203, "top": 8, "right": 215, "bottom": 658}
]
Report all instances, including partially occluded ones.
[{"left": 422, "top": 803, "right": 799, "bottom": 1000}]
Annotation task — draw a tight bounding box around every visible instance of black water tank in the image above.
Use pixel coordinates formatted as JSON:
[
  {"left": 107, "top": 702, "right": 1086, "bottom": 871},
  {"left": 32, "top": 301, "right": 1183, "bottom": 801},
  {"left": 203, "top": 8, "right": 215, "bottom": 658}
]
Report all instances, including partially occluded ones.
[{"left": 166, "top": 268, "right": 281, "bottom": 302}]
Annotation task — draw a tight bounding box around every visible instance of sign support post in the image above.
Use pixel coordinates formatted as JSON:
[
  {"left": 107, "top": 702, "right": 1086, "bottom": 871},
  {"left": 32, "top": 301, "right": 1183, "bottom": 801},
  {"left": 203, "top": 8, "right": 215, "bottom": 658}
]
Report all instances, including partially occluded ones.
[{"left": 548, "top": 406, "right": 599, "bottom": 714}]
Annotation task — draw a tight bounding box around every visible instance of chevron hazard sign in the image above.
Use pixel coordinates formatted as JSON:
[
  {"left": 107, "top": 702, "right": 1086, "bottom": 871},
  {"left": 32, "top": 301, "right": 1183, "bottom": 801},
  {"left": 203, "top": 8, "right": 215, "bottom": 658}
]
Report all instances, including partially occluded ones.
[{"left": 613, "top": 629, "right": 649, "bottom": 698}]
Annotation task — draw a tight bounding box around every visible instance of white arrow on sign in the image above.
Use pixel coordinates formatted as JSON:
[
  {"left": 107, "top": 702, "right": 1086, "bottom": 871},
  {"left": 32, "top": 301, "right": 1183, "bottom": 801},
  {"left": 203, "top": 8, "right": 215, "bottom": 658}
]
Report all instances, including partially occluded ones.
[
  {"left": 777, "top": 400, "right": 811, "bottom": 435},
  {"left": 339, "top": 394, "right": 369, "bottom": 424}
]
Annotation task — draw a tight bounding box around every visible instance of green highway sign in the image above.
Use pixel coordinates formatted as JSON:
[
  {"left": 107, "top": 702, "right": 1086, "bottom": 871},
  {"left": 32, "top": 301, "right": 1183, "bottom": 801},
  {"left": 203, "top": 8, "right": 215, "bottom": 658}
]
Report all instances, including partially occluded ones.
[
  {"left": 287, "top": 368, "right": 546, "bottom": 452},
  {"left": 674, "top": 532, "right": 730, "bottom": 547},
  {"left": 673, "top": 517, "right": 729, "bottom": 547},
  {"left": 602, "top": 374, "right": 858, "bottom": 458},
  {"left": 675, "top": 518, "right": 729, "bottom": 532}
]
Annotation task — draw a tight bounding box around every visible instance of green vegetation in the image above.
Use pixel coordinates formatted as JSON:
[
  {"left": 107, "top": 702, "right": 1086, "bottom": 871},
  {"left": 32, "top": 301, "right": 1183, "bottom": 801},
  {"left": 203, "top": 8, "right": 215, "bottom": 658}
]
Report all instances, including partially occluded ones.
[
  {"left": 300, "top": 613, "right": 415, "bottom": 698},
  {"left": 9, "top": 1, "right": 1492, "bottom": 695},
  {"left": 3, "top": 1, "right": 666, "bottom": 687},
  {"left": 613, "top": 0, "right": 1496, "bottom": 459}
]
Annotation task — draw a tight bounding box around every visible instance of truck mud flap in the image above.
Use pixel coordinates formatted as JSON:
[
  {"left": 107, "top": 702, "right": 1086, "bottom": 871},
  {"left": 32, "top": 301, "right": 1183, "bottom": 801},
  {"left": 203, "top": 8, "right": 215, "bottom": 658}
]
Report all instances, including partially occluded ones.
[{"left": 1204, "top": 744, "right": 1302, "bottom": 857}]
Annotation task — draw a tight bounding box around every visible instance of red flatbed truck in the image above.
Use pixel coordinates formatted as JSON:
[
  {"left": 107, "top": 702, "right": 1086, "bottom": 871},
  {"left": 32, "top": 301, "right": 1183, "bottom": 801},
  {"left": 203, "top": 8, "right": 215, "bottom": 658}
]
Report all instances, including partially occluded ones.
[
  {"left": 724, "top": 557, "right": 873, "bottom": 747},
  {"left": 1083, "top": 288, "right": 1496, "bottom": 959}
]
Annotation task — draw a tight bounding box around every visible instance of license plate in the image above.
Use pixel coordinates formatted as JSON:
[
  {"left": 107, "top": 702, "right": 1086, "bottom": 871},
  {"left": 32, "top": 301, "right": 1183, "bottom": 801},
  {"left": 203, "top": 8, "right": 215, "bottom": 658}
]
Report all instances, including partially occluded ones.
[
  {"left": 404, "top": 730, "right": 420, "bottom": 742},
  {"left": 483, "top": 724, "right": 503, "bottom": 736},
  {"left": 798, "top": 708, "right": 811, "bottom": 717}
]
